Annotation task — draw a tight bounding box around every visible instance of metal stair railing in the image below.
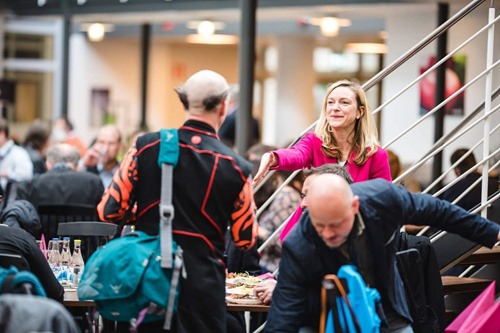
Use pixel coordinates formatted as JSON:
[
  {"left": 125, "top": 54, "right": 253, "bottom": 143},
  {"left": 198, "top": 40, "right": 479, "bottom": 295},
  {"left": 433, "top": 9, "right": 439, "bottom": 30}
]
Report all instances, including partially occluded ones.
[
  {"left": 251, "top": 2, "right": 498, "bottom": 332},
  {"left": 254, "top": 0, "right": 498, "bottom": 257}
]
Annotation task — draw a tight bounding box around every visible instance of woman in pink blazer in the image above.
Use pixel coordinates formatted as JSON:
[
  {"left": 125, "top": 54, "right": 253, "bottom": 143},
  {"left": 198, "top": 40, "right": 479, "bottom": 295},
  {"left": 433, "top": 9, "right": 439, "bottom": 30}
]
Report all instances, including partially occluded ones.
[
  {"left": 252, "top": 80, "right": 392, "bottom": 245},
  {"left": 253, "top": 80, "right": 392, "bottom": 184}
]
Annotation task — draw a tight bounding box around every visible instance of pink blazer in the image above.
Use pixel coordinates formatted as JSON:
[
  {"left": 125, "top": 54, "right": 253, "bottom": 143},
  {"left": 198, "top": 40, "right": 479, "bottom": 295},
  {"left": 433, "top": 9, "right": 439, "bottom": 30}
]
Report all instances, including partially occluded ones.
[
  {"left": 276, "top": 132, "right": 392, "bottom": 242},
  {"left": 272, "top": 132, "right": 392, "bottom": 182}
]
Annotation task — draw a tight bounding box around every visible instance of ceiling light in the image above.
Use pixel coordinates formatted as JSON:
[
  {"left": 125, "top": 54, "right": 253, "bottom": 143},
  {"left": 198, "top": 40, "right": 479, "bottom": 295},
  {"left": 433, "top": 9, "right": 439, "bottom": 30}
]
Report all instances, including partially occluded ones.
[
  {"left": 185, "top": 34, "right": 238, "bottom": 45},
  {"left": 301, "top": 16, "right": 351, "bottom": 37},
  {"left": 346, "top": 43, "right": 387, "bottom": 54},
  {"left": 37, "top": 0, "right": 46, "bottom": 6},
  {"left": 80, "top": 23, "right": 115, "bottom": 42},
  {"left": 186, "top": 20, "right": 226, "bottom": 36}
]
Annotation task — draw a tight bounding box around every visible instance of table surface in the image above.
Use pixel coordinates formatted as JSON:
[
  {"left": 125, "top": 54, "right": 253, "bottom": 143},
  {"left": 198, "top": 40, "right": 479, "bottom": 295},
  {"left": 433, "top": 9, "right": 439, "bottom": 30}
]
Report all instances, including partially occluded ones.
[{"left": 64, "top": 290, "right": 270, "bottom": 312}]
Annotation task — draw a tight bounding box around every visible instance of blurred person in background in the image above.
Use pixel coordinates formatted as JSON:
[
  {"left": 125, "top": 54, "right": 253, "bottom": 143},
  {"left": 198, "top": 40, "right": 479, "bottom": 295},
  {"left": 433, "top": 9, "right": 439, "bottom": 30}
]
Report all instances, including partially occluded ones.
[
  {"left": 0, "top": 118, "right": 33, "bottom": 205},
  {"left": 219, "top": 85, "right": 260, "bottom": 150},
  {"left": 441, "top": 148, "right": 499, "bottom": 211},
  {"left": 79, "top": 124, "right": 123, "bottom": 190},
  {"left": 387, "top": 149, "right": 421, "bottom": 193},
  {"left": 51, "top": 116, "right": 87, "bottom": 157},
  {"left": 23, "top": 119, "right": 51, "bottom": 178}
]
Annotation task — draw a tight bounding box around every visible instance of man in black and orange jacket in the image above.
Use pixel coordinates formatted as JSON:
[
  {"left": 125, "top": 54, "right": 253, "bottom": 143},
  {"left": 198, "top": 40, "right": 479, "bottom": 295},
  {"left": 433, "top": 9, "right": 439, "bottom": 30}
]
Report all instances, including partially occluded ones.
[{"left": 98, "top": 70, "right": 258, "bottom": 333}]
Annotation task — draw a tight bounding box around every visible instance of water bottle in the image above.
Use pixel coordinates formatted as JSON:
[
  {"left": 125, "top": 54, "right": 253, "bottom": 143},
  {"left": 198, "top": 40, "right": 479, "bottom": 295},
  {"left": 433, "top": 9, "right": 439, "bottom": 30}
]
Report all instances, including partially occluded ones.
[
  {"left": 69, "top": 239, "right": 85, "bottom": 287},
  {"left": 47, "top": 238, "right": 62, "bottom": 280},
  {"left": 60, "top": 237, "right": 72, "bottom": 285}
]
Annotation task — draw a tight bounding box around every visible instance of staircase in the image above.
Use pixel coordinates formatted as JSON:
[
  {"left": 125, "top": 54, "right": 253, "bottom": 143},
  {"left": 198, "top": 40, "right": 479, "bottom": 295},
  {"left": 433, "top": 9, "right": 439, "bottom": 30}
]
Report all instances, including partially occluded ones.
[{"left": 441, "top": 245, "right": 500, "bottom": 323}]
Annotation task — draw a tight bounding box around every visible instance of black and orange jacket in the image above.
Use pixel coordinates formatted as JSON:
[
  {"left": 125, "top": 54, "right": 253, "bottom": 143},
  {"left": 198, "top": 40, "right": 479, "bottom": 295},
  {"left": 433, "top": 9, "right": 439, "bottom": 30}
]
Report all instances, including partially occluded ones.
[{"left": 98, "top": 120, "right": 257, "bottom": 262}]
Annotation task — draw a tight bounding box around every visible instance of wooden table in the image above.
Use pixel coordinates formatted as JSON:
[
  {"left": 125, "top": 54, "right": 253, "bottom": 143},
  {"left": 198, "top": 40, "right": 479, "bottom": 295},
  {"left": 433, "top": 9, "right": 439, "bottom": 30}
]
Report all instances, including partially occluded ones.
[
  {"left": 65, "top": 290, "right": 269, "bottom": 312},
  {"left": 226, "top": 303, "right": 269, "bottom": 312},
  {"left": 64, "top": 290, "right": 95, "bottom": 307}
]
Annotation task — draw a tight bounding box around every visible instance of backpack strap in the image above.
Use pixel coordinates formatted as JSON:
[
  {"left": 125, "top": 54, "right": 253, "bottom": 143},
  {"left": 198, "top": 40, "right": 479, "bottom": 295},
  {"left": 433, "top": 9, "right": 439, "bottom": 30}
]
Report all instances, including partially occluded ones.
[
  {"left": 1, "top": 273, "right": 15, "bottom": 294},
  {"left": 157, "top": 128, "right": 182, "bottom": 330},
  {"left": 157, "top": 128, "right": 179, "bottom": 269}
]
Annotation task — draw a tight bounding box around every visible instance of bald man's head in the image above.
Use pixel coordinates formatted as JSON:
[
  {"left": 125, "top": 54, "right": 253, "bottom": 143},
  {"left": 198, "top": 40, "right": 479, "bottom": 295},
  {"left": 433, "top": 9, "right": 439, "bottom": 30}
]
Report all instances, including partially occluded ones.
[
  {"left": 176, "top": 70, "right": 230, "bottom": 113},
  {"left": 306, "top": 174, "right": 359, "bottom": 248}
]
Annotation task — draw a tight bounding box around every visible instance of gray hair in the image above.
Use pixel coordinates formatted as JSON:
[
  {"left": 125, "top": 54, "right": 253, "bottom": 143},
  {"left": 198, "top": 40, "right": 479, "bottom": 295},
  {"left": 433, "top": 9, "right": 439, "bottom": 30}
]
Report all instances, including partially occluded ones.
[{"left": 46, "top": 143, "right": 80, "bottom": 168}]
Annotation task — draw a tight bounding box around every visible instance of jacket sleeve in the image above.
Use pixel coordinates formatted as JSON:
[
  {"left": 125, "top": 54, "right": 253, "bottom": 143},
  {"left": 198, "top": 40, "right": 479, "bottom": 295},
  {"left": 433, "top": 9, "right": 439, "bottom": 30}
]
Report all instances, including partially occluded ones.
[
  {"left": 230, "top": 177, "right": 257, "bottom": 250},
  {"left": 369, "top": 148, "right": 392, "bottom": 181},
  {"left": 98, "top": 145, "right": 138, "bottom": 223},
  {"left": 391, "top": 184, "right": 500, "bottom": 247},
  {"left": 272, "top": 133, "right": 317, "bottom": 171},
  {"left": 265, "top": 243, "right": 311, "bottom": 332}
]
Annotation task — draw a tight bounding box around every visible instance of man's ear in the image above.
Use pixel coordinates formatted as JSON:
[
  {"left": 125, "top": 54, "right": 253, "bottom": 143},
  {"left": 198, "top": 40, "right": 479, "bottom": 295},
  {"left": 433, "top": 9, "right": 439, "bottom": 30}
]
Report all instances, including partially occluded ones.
[
  {"left": 219, "top": 99, "right": 228, "bottom": 123},
  {"left": 352, "top": 195, "right": 360, "bottom": 214}
]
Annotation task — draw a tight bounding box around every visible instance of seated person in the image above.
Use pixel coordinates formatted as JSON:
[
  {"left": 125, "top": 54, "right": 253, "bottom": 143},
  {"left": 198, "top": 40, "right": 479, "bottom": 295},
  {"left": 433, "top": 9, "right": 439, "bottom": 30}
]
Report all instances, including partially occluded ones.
[
  {"left": 0, "top": 200, "right": 64, "bottom": 302},
  {"left": 441, "top": 148, "right": 499, "bottom": 211}
]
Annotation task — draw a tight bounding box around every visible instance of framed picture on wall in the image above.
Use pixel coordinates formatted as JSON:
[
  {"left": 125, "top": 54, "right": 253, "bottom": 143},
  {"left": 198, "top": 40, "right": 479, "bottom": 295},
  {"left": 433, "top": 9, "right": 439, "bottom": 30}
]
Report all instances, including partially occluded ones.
[
  {"left": 419, "top": 54, "right": 466, "bottom": 116},
  {"left": 90, "top": 88, "right": 110, "bottom": 127}
]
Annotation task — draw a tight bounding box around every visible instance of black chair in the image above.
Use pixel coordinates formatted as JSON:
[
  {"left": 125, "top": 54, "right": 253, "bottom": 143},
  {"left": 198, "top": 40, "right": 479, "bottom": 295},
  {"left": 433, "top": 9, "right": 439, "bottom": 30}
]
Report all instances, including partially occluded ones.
[
  {"left": 0, "top": 253, "right": 33, "bottom": 295},
  {"left": 0, "top": 253, "right": 30, "bottom": 271},
  {"left": 57, "top": 222, "right": 117, "bottom": 261},
  {"left": 37, "top": 203, "right": 98, "bottom": 244}
]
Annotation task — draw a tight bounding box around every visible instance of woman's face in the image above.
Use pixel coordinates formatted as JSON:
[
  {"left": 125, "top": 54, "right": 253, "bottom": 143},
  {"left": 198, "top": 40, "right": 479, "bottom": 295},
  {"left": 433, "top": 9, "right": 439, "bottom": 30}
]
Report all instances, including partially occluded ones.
[{"left": 325, "top": 86, "right": 361, "bottom": 132}]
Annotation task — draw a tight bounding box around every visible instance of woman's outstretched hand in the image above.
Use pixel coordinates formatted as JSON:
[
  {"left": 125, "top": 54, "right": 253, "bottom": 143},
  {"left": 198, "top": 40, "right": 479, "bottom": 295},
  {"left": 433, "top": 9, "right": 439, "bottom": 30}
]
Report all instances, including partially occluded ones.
[{"left": 252, "top": 152, "right": 276, "bottom": 186}]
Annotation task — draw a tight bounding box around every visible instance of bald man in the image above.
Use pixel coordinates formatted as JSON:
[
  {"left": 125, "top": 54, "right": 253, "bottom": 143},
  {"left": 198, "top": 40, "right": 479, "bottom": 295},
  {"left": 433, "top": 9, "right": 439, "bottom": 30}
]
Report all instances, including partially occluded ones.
[
  {"left": 266, "top": 174, "right": 500, "bottom": 333},
  {"left": 98, "top": 70, "right": 258, "bottom": 332}
]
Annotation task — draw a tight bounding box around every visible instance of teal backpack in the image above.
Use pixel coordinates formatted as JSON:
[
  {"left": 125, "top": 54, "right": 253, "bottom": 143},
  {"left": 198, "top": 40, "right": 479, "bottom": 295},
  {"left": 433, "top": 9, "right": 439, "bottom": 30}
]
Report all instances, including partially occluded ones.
[
  {"left": 78, "top": 129, "right": 185, "bottom": 330},
  {"left": 0, "top": 265, "right": 47, "bottom": 297}
]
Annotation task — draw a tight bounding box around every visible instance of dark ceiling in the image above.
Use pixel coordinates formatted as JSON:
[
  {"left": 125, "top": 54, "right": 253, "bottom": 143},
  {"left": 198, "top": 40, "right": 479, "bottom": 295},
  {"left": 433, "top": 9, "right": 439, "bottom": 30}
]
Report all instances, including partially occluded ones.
[{"left": 1, "top": 0, "right": 410, "bottom": 17}]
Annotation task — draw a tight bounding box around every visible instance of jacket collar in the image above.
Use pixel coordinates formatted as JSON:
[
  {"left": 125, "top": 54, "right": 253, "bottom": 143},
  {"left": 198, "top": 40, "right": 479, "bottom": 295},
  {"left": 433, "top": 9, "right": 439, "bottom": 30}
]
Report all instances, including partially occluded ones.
[{"left": 182, "top": 120, "right": 217, "bottom": 135}]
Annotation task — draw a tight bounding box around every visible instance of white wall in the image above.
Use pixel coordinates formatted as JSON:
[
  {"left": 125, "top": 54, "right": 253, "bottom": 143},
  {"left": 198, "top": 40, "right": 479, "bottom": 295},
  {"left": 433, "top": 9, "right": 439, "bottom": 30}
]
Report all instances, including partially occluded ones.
[
  {"left": 69, "top": 34, "right": 141, "bottom": 146},
  {"left": 69, "top": 37, "right": 239, "bottom": 145},
  {"left": 381, "top": 3, "right": 500, "bottom": 183}
]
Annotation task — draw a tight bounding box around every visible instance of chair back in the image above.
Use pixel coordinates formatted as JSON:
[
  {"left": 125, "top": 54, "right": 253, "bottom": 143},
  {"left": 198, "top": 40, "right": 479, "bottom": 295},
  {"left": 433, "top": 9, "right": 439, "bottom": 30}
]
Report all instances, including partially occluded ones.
[
  {"left": 37, "top": 203, "right": 98, "bottom": 243},
  {"left": 0, "top": 253, "right": 30, "bottom": 271},
  {"left": 57, "top": 222, "right": 117, "bottom": 261}
]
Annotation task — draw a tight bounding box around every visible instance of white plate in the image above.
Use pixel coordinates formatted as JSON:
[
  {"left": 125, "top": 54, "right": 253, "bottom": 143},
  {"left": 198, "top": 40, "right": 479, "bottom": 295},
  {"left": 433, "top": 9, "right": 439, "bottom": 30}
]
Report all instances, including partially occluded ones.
[
  {"left": 226, "top": 277, "right": 261, "bottom": 286},
  {"left": 226, "top": 287, "right": 253, "bottom": 295},
  {"left": 226, "top": 296, "right": 263, "bottom": 305}
]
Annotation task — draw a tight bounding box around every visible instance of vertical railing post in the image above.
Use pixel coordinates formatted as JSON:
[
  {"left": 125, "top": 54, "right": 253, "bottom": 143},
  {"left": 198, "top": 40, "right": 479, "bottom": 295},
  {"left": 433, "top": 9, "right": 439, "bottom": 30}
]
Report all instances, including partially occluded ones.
[
  {"left": 431, "top": 2, "right": 449, "bottom": 192},
  {"left": 481, "top": 0, "right": 495, "bottom": 218}
]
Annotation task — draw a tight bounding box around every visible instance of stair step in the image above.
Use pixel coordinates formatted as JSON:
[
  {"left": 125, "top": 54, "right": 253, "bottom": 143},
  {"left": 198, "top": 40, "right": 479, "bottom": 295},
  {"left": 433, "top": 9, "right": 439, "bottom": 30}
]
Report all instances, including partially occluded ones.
[
  {"left": 459, "top": 246, "right": 500, "bottom": 265},
  {"left": 441, "top": 276, "right": 492, "bottom": 295}
]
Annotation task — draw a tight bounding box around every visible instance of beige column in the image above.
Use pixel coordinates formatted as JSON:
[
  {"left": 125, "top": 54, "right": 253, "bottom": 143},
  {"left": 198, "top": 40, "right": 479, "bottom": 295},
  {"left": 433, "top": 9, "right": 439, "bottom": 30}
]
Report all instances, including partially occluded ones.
[{"left": 262, "top": 36, "right": 316, "bottom": 148}]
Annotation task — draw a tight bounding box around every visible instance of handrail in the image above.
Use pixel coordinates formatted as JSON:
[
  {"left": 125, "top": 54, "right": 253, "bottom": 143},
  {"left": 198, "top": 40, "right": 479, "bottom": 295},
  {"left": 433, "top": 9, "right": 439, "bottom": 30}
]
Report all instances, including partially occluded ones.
[
  {"left": 382, "top": 58, "right": 500, "bottom": 150},
  {"left": 363, "top": 0, "right": 485, "bottom": 91},
  {"left": 395, "top": 106, "right": 499, "bottom": 188},
  {"left": 372, "top": 14, "right": 500, "bottom": 116},
  {"left": 395, "top": 85, "right": 500, "bottom": 185}
]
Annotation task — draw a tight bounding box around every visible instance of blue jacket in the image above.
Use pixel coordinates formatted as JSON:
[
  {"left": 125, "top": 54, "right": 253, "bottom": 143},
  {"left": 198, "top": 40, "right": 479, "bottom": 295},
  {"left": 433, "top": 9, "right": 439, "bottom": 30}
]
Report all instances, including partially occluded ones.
[{"left": 266, "top": 179, "right": 500, "bottom": 332}]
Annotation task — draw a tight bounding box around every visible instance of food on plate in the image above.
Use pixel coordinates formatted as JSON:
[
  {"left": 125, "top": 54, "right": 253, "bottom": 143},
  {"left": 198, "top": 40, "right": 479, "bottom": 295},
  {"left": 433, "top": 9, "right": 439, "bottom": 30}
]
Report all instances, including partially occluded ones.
[
  {"left": 226, "top": 272, "right": 262, "bottom": 286},
  {"left": 225, "top": 272, "right": 263, "bottom": 305}
]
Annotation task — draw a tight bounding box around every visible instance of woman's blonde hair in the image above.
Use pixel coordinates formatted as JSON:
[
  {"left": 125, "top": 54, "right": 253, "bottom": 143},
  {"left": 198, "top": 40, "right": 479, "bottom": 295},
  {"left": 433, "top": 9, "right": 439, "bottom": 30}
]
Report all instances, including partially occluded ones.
[{"left": 314, "top": 80, "right": 380, "bottom": 165}]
